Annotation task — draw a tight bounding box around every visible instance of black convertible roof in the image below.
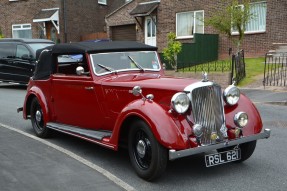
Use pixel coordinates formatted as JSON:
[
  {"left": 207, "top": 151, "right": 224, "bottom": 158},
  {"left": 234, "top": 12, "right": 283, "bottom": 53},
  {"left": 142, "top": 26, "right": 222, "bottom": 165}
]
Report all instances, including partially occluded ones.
[
  {"left": 33, "top": 41, "right": 158, "bottom": 80},
  {"left": 50, "top": 41, "right": 157, "bottom": 54}
]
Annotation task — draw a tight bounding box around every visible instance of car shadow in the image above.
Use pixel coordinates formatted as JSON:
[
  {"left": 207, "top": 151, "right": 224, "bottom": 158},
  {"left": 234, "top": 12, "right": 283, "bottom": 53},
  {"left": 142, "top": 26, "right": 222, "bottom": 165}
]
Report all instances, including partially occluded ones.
[{"left": 0, "top": 83, "right": 27, "bottom": 90}]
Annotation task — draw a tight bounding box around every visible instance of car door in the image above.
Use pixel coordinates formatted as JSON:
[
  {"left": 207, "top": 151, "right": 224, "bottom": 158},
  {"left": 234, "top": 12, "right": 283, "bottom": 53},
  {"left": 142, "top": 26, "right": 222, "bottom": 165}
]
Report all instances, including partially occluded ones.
[
  {"left": 50, "top": 54, "right": 104, "bottom": 130},
  {"left": 13, "top": 44, "right": 35, "bottom": 83},
  {"left": 0, "top": 43, "right": 17, "bottom": 82}
]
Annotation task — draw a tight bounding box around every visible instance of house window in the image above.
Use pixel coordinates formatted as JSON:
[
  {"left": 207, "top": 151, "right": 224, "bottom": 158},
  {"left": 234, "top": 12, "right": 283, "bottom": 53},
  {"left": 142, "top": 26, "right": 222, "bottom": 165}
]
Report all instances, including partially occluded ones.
[
  {"left": 12, "top": 24, "right": 32, "bottom": 38},
  {"left": 176, "top": 11, "right": 204, "bottom": 39},
  {"left": 232, "top": 1, "right": 267, "bottom": 34},
  {"left": 98, "top": 0, "right": 107, "bottom": 5}
]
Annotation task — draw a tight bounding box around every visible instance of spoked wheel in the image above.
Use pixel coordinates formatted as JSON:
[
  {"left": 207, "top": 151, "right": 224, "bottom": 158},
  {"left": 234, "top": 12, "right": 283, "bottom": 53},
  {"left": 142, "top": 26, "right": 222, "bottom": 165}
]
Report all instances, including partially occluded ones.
[
  {"left": 30, "top": 97, "right": 50, "bottom": 138},
  {"left": 128, "top": 120, "right": 167, "bottom": 181}
]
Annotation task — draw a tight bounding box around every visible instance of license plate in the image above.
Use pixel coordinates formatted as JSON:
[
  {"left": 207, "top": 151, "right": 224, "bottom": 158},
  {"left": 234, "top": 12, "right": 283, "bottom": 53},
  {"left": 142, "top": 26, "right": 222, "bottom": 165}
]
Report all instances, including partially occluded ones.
[{"left": 205, "top": 149, "right": 241, "bottom": 167}]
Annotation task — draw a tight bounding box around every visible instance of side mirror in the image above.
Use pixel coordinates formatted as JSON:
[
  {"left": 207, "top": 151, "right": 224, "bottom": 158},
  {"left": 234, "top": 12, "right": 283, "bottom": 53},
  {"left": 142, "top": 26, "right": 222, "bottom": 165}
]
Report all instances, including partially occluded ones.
[
  {"left": 76, "top": 66, "right": 90, "bottom": 76},
  {"left": 76, "top": 66, "right": 85, "bottom": 75},
  {"left": 21, "top": 54, "right": 33, "bottom": 61}
]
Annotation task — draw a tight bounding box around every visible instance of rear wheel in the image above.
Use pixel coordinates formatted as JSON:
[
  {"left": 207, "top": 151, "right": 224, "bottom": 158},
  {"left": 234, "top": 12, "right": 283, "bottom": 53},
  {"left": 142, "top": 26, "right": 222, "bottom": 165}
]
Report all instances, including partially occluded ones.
[
  {"left": 30, "top": 97, "right": 50, "bottom": 138},
  {"left": 128, "top": 120, "right": 167, "bottom": 181}
]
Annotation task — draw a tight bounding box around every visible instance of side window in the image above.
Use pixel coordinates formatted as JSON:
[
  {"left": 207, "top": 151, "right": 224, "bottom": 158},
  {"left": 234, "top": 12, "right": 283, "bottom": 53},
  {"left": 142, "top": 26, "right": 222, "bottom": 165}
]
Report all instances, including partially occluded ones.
[
  {"left": 16, "top": 45, "right": 31, "bottom": 59},
  {"left": 0, "top": 43, "right": 15, "bottom": 58},
  {"left": 57, "top": 54, "right": 89, "bottom": 75}
]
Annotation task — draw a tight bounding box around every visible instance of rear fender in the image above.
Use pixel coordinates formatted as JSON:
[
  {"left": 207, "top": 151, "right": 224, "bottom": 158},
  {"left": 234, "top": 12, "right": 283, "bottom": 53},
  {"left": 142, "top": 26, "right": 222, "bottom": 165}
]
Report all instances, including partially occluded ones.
[{"left": 110, "top": 99, "right": 190, "bottom": 150}]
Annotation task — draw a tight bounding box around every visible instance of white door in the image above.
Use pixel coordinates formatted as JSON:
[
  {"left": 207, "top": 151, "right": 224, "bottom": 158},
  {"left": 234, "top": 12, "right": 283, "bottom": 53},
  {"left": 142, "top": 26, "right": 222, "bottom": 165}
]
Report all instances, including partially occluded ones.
[{"left": 145, "top": 16, "right": 156, "bottom": 46}]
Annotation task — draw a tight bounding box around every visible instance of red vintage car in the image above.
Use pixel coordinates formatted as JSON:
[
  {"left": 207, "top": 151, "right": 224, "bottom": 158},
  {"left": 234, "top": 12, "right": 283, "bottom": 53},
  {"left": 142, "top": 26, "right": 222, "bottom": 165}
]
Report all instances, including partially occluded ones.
[{"left": 19, "top": 41, "right": 270, "bottom": 181}]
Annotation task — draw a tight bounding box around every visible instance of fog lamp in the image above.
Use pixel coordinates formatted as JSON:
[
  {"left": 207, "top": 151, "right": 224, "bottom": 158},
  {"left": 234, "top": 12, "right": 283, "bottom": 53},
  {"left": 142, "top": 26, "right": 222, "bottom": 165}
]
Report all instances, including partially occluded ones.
[
  {"left": 210, "top": 132, "right": 218, "bottom": 141},
  {"left": 234, "top": 112, "right": 248, "bottom": 128},
  {"left": 234, "top": 128, "right": 241, "bottom": 138}
]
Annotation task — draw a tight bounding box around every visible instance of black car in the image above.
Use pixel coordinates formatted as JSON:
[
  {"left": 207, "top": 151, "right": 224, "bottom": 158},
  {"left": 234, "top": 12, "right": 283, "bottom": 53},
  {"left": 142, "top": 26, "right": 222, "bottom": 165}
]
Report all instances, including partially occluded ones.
[{"left": 0, "top": 38, "right": 54, "bottom": 84}]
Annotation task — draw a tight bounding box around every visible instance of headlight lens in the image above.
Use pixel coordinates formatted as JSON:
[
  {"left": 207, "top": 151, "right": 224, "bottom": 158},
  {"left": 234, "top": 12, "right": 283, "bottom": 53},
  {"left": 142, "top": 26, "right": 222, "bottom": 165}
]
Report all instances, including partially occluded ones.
[
  {"left": 234, "top": 112, "right": 248, "bottom": 128},
  {"left": 224, "top": 85, "right": 240, "bottom": 105},
  {"left": 171, "top": 92, "right": 190, "bottom": 114}
]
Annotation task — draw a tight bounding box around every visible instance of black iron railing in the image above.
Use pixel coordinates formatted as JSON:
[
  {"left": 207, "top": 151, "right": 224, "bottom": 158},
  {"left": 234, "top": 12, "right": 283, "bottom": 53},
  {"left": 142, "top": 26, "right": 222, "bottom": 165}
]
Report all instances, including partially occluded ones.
[{"left": 263, "top": 52, "right": 287, "bottom": 87}]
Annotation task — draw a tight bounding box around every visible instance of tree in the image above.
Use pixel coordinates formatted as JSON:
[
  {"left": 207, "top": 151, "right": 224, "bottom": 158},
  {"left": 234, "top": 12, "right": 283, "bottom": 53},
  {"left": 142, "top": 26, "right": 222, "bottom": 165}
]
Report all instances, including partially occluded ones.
[
  {"left": 205, "top": 0, "right": 254, "bottom": 52},
  {"left": 163, "top": 32, "right": 182, "bottom": 71}
]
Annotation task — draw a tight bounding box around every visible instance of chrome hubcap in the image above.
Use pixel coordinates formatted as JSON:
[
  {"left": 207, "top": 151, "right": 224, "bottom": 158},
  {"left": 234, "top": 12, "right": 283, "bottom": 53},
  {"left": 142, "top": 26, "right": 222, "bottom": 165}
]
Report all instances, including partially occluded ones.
[
  {"left": 35, "top": 110, "right": 42, "bottom": 123},
  {"left": 136, "top": 140, "right": 146, "bottom": 158}
]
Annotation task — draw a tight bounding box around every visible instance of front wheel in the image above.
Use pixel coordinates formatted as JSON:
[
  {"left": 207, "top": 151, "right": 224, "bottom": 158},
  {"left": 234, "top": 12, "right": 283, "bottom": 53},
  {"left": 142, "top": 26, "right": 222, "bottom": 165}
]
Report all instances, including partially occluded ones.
[
  {"left": 30, "top": 97, "right": 50, "bottom": 138},
  {"left": 128, "top": 120, "right": 167, "bottom": 181},
  {"left": 236, "top": 140, "right": 257, "bottom": 163}
]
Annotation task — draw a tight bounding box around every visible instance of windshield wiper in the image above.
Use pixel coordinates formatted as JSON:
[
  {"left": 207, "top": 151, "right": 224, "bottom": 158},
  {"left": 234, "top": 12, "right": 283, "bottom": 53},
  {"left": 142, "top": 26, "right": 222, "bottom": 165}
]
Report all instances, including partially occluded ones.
[
  {"left": 127, "top": 56, "right": 144, "bottom": 71},
  {"left": 97, "top": 63, "right": 117, "bottom": 73}
]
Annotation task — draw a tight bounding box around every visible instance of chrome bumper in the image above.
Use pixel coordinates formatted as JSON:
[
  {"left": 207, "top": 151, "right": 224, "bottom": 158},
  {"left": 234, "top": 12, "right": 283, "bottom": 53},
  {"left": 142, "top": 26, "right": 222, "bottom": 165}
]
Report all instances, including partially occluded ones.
[{"left": 169, "top": 129, "right": 271, "bottom": 160}]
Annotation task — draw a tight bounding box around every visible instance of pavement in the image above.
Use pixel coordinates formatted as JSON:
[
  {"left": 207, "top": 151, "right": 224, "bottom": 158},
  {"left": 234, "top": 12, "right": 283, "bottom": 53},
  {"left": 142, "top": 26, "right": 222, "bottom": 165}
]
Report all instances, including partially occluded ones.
[
  {"left": 0, "top": 83, "right": 286, "bottom": 191},
  {"left": 0, "top": 124, "right": 130, "bottom": 191},
  {"left": 241, "top": 88, "right": 287, "bottom": 106}
]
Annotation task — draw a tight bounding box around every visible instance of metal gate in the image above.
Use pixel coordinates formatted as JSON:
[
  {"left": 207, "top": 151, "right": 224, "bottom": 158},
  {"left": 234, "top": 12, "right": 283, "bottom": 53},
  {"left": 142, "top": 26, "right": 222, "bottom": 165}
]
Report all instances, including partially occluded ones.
[{"left": 263, "top": 52, "right": 287, "bottom": 87}]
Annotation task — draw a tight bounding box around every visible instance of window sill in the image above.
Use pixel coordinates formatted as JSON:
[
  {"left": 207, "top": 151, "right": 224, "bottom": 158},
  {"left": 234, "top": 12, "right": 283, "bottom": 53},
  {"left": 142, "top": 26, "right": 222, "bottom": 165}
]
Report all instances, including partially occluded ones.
[
  {"left": 176, "top": 36, "right": 193, "bottom": 40},
  {"left": 231, "top": 31, "right": 266, "bottom": 35}
]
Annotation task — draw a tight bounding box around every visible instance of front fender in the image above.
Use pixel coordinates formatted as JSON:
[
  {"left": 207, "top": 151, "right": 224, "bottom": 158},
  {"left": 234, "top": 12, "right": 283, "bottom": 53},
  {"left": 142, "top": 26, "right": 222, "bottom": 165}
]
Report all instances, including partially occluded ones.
[
  {"left": 23, "top": 86, "right": 50, "bottom": 124},
  {"left": 110, "top": 99, "right": 191, "bottom": 150},
  {"left": 225, "top": 94, "right": 263, "bottom": 136}
]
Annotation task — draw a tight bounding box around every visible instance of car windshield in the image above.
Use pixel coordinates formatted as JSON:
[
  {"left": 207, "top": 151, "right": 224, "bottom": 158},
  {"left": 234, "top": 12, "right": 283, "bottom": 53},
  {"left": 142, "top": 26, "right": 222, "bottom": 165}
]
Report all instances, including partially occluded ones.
[
  {"left": 90, "top": 51, "right": 161, "bottom": 75},
  {"left": 28, "top": 43, "right": 54, "bottom": 52}
]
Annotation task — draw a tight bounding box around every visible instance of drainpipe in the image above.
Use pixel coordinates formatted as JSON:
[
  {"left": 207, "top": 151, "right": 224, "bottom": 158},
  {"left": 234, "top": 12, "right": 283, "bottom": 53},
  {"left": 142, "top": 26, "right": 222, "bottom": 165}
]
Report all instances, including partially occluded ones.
[{"left": 63, "top": 0, "right": 67, "bottom": 43}]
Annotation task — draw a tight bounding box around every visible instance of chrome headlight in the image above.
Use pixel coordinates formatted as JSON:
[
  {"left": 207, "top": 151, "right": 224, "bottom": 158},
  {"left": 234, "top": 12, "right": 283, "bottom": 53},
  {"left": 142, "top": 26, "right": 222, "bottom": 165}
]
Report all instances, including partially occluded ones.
[
  {"left": 171, "top": 92, "right": 190, "bottom": 114},
  {"left": 224, "top": 85, "right": 240, "bottom": 105},
  {"left": 234, "top": 112, "right": 248, "bottom": 128}
]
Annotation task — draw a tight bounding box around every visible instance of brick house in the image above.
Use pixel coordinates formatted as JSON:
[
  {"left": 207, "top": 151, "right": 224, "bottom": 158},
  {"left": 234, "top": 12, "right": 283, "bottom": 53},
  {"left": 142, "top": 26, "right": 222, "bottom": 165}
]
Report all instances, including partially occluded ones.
[
  {"left": 106, "top": 0, "right": 287, "bottom": 58},
  {"left": 0, "top": 0, "right": 126, "bottom": 43}
]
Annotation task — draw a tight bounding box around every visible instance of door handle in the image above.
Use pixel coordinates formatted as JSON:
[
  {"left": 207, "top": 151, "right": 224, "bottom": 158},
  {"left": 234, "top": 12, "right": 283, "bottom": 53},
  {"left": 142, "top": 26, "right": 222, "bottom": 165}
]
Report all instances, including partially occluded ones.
[{"left": 85, "top": 87, "right": 94, "bottom": 90}]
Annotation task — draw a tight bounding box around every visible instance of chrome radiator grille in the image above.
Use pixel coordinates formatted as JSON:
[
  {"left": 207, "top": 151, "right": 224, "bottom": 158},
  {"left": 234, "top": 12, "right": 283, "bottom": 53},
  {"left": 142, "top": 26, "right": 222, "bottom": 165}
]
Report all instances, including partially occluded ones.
[{"left": 189, "top": 84, "right": 227, "bottom": 145}]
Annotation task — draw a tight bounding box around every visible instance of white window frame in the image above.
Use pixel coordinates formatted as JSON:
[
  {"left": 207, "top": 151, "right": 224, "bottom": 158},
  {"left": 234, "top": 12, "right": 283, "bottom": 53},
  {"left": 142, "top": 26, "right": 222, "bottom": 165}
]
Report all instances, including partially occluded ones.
[
  {"left": 176, "top": 10, "right": 204, "bottom": 39},
  {"left": 232, "top": 1, "right": 267, "bottom": 35},
  {"left": 12, "top": 23, "right": 32, "bottom": 38},
  {"left": 98, "top": 0, "right": 107, "bottom": 5}
]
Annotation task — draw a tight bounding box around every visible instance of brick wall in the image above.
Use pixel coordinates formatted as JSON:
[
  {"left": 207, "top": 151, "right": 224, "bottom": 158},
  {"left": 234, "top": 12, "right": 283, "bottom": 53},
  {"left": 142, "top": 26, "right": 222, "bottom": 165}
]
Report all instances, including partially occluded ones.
[
  {"left": 64, "top": 0, "right": 116, "bottom": 42},
  {"left": 0, "top": 0, "right": 61, "bottom": 40},
  {"left": 0, "top": 0, "right": 125, "bottom": 43},
  {"left": 106, "top": 0, "right": 287, "bottom": 59}
]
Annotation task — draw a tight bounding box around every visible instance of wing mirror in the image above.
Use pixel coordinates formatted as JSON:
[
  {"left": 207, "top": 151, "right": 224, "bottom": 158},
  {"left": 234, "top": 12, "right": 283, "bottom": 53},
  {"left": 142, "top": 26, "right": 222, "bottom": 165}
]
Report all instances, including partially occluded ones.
[
  {"left": 76, "top": 66, "right": 89, "bottom": 76},
  {"left": 76, "top": 66, "right": 85, "bottom": 75}
]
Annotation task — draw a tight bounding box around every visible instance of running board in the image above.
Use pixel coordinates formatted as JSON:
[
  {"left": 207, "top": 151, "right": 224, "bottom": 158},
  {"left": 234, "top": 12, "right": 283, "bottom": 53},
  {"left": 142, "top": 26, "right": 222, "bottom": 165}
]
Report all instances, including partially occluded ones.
[{"left": 46, "top": 122, "right": 112, "bottom": 142}]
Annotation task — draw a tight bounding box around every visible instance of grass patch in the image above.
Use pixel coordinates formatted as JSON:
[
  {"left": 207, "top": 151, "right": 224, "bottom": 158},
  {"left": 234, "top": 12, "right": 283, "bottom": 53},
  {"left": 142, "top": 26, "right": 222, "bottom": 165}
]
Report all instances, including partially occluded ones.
[
  {"left": 178, "top": 57, "right": 265, "bottom": 86},
  {"left": 237, "top": 57, "right": 265, "bottom": 87}
]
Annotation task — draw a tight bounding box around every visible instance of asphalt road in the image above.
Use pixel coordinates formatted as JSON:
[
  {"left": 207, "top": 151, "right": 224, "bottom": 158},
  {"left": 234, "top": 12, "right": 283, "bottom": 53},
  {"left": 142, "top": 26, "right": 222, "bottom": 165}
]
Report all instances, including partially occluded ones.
[{"left": 0, "top": 84, "right": 287, "bottom": 191}]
